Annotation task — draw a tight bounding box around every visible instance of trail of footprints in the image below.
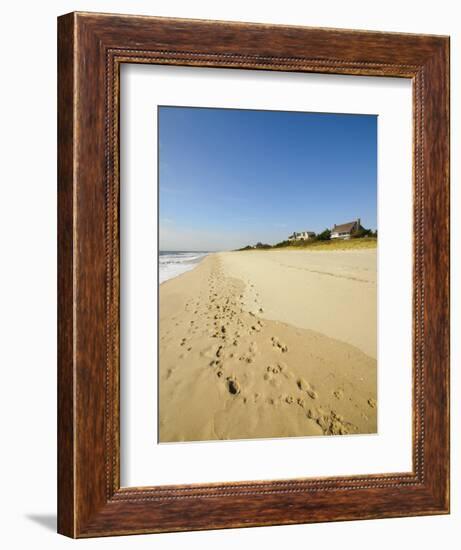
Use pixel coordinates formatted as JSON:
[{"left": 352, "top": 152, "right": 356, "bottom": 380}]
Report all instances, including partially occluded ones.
[{"left": 172, "top": 261, "right": 372, "bottom": 436}]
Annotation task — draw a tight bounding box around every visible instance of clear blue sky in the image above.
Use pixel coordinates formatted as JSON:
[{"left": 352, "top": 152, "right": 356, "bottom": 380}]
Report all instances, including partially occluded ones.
[{"left": 159, "top": 106, "right": 377, "bottom": 251}]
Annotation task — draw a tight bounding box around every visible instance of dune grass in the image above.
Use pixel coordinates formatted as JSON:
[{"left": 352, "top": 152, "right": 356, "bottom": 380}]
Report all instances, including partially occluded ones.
[
  {"left": 238, "top": 238, "right": 377, "bottom": 252},
  {"left": 281, "top": 238, "right": 378, "bottom": 251}
]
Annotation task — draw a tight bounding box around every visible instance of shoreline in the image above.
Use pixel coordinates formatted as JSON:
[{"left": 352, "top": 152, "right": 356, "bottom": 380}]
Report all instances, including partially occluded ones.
[
  {"left": 159, "top": 250, "right": 377, "bottom": 443},
  {"left": 159, "top": 251, "right": 210, "bottom": 285}
]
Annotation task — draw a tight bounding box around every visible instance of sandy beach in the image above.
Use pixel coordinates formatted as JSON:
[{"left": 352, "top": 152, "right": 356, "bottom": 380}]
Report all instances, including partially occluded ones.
[{"left": 159, "top": 249, "right": 377, "bottom": 442}]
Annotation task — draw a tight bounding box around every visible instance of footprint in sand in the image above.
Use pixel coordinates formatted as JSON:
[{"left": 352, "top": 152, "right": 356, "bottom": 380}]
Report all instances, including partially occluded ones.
[
  {"left": 226, "top": 377, "right": 240, "bottom": 395},
  {"left": 368, "top": 398, "right": 377, "bottom": 408},
  {"left": 165, "top": 367, "right": 175, "bottom": 380},
  {"left": 276, "top": 362, "right": 294, "bottom": 379},
  {"left": 333, "top": 389, "right": 344, "bottom": 400},
  {"left": 306, "top": 406, "right": 322, "bottom": 419},
  {"left": 297, "top": 378, "right": 318, "bottom": 400},
  {"left": 264, "top": 368, "right": 282, "bottom": 388},
  {"left": 306, "top": 406, "right": 355, "bottom": 435},
  {"left": 271, "top": 336, "right": 288, "bottom": 353},
  {"left": 265, "top": 364, "right": 281, "bottom": 376},
  {"left": 323, "top": 411, "right": 356, "bottom": 436},
  {"left": 247, "top": 343, "right": 258, "bottom": 360}
]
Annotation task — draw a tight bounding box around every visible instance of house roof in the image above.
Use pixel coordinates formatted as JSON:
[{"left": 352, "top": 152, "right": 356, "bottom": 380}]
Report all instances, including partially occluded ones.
[{"left": 332, "top": 221, "right": 357, "bottom": 233}]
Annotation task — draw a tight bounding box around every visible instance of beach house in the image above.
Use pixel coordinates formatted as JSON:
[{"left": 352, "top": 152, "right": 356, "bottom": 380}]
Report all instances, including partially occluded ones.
[
  {"left": 331, "top": 219, "right": 363, "bottom": 240},
  {"left": 288, "top": 231, "right": 316, "bottom": 241}
]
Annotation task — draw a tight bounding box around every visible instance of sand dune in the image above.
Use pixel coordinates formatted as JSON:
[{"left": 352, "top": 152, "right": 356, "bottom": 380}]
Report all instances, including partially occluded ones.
[{"left": 159, "top": 249, "right": 377, "bottom": 443}]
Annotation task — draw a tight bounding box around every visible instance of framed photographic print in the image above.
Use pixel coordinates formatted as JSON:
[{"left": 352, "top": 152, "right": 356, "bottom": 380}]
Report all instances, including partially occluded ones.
[{"left": 57, "top": 12, "right": 450, "bottom": 537}]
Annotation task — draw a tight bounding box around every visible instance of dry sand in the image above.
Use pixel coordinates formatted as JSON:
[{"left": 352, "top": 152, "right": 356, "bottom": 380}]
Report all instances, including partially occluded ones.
[{"left": 159, "top": 249, "right": 377, "bottom": 443}]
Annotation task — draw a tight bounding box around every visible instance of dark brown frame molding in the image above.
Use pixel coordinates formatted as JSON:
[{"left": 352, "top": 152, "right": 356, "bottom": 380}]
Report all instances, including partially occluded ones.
[{"left": 58, "top": 12, "right": 450, "bottom": 538}]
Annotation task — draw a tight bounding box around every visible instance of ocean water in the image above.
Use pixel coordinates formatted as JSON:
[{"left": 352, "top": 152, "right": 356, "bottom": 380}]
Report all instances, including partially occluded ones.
[{"left": 159, "top": 251, "right": 209, "bottom": 284}]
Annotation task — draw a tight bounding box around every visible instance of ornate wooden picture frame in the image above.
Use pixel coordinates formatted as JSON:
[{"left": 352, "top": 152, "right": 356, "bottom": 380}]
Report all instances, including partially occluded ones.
[{"left": 57, "top": 12, "right": 450, "bottom": 538}]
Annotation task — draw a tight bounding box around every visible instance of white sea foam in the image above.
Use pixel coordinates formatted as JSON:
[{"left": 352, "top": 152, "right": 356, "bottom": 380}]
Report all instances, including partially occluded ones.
[{"left": 159, "top": 252, "right": 208, "bottom": 284}]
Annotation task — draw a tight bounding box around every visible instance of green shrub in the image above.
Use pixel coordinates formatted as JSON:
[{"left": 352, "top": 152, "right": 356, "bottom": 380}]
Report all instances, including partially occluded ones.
[
  {"left": 351, "top": 228, "right": 372, "bottom": 239},
  {"left": 254, "top": 242, "right": 271, "bottom": 249},
  {"left": 316, "top": 229, "right": 331, "bottom": 241}
]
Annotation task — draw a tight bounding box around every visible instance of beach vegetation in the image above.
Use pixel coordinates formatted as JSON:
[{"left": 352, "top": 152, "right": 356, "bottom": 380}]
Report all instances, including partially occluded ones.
[
  {"left": 237, "top": 235, "right": 377, "bottom": 252},
  {"left": 316, "top": 228, "right": 331, "bottom": 241},
  {"left": 351, "top": 229, "right": 368, "bottom": 238}
]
